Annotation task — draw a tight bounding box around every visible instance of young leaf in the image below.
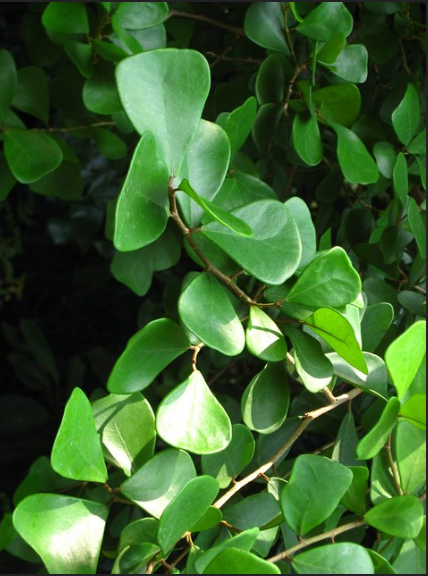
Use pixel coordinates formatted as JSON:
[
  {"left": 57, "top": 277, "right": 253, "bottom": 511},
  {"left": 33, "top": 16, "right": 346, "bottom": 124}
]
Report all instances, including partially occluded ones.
[
  {"left": 178, "top": 272, "right": 245, "bottom": 357},
  {"left": 313, "top": 83, "right": 361, "bottom": 128},
  {"left": 244, "top": 3, "right": 288, "bottom": 55},
  {"left": 158, "top": 476, "right": 219, "bottom": 553},
  {"left": 178, "top": 179, "right": 252, "bottom": 237},
  {"left": 357, "top": 397, "right": 401, "bottom": 461},
  {"left": 4, "top": 130, "right": 63, "bottom": 184},
  {"left": 204, "top": 548, "right": 281, "bottom": 574},
  {"left": 242, "top": 362, "right": 290, "bottom": 434},
  {"left": 395, "top": 421, "right": 426, "bottom": 495},
  {"left": 293, "top": 113, "right": 323, "bottom": 167},
  {"left": 156, "top": 370, "right": 232, "bottom": 454},
  {"left": 114, "top": 132, "right": 170, "bottom": 252},
  {"left": 51, "top": 388, "right": 108, "bottom": 483},
  {"left": 293, "top": 543, "right": 374, "bottom": 574},
  {"left": 399, "top": 395, "right": 426, "bottom": 430},
  {"left": 246, "top": 307, "right": 288, "bottom": 362},
  {"left": 305, "top": 308, "right": 368, "bottom": 374},
  {"left": 202, "top": 200, "right": 301, "bottom": 285},
  {"left": 107, "top": 318, "right": 190, "bottom": 394},
  {"left": 332, "top": 124, "right": 379, "bottom": 185},
  {"left": 195, "top": 528, "right": 260, "bottom": 574},
  {"left": 13, "top": 494, "right": 108, "bottom": 574},
  {"left": 297, "top": 2, "right": 353, "bottom": 42},
  {"left": 281, "top": 455, "right": 353, "bottom": 534},
  {"left": 392, "top": 84, "right": 421, "bottom": 146},
  {"left": 0, "top": 49, "right": 17, "bottom": 121},
  {"left": 92, "top": 393, "right": 156, "bottom": 477},
  {"left": 385, "top": 321, "right": 426, "bottom": 399},
  {"left": 42, "top": 2, "right": 89, "bottom": 35},
  {"left": 286, "top": 247, "right": 361, "bottom": 308},
  {"left": 365, "top": 496, "right": 424, "bottom": 539},
  {"left": 121, "top": 449, "right": 196, "bottom": 518},
  {"left": 116, "top": 49, "right": 210, "bottom": 171}
]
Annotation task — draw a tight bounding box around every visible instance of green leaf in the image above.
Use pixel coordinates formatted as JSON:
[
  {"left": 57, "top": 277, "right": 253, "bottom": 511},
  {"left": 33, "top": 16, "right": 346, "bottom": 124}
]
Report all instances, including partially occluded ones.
[
  {"left": 92, "top": 393, "right": 156, "bottom": 477},
  {"left": 252, "top": 103, "right": 283, "bottom": 154},
  {"left": 116, "top": 49, "right": 210, "bottom": 171},
  {"left": 286, "top": 247, "right": 361, "bottom": 308},
  {"left": 201, "top": 424, "right": 255, "bottom": 489},
  {"left": 281, "top": 455, "right": 353, "bottom": 534},
  {"left": 203, "top": 548, "right": 281, "bottom": 574},
  {"left": 224, "top": 491, "right": 281, "bottom": 531},
  {"left": 195, "top": 529, "right": 260, "bottom": 574},
  {"left": 408, "top": 198, "right": 426, "bottom": 259},
  {"left": 399, "top": 395, "right": 426, "bottom": 430},
  {"left": 415, "top": 517, "right": 426, "bottom": 552},
  {"left": 329, "top": 45, "right": 369, "bottom": 83},
  {"left": 293, "top": 543, "right": 374, "bottom": 574},
  {"left": 29, "top": 156, "right": 83, "bottom": 200},
  {"left": 361, "top": 303, "right": 394, "bottom": 353},
  {"left": 107, "top": 318, "right": 190, "bottom": 394},
  {"left": 408, "top": 129, "right": 426, "bottom": 155},
  {"left": 341, "top": 466, "right": 369, "bottom": 515},
  {"left": 178, "top": 179, "right": 252, "bottom": 237},
  {"left": 313, "top": 83, "right": 361, "bottom": 128},
  {"left": 367, "top": 550, "right": 397, "bottom": 575},
  {"left": 202, "top": 200, "right": 301, "bottom": 285},
  {"left": 4, "top": 130, "right": 63, "bottom": 184},
  {"left": 92, "top": 39, "right": 128, "bottom": 63},
  {"left": 297, "top": 2, "right": 353, "bottom": 42},
  {"left": 393, "top": 540, "right": 426, "bottom": 574},
  {"left": 393, "top": 153, "right": 408, "bottom": 206},
  {"left": 244, "top": 3, "right": 288, "bottom": 55},
  {"left": 42, "top": 2, "right": 89, "bottom": 35},
  {"left": 317, "top": 35, "right": 346, "bottom": 64},
  {"left": 327, "top": 352, "right": 388, "bottom": 399},
  {"left": 395, "top": 421, "right": 426, "bottom": 495},
  {"left": 332, "top": 124, "right": 379, "bottom": 185},
  {"left": 13, "top": 457, "right": 69, "bottom": 507},
  {"left": 286, "top": 326, "right": 334, "bottom": 393},
  {"left": 285, "top": 197, "right": 317, "bottom": 271},
  {"left": 113, "top": 2, "right": 168, "bottom": 29},
  {"left": 13, "top": 494, "right": 108, "bottom": 574},
  {"left": 373, "top": 142, "right": 397, "bottom": 179},
  {"left": 256, "top": 55, "right": 286, "bottom": 105},
  {"left": 12, "top": 67, "right": 49, "bottom": 123},
  {"left": 242, "top": 362, "right": 290, "bottom": 434},
  {"left": 156, "top": 370, "right": 232, "bottom": 454},
  {"left": 112, "top": 543, "right": 160, "bottom": 575},
  {"left": 219, "top": 97, "right": 257, "bottom": 158},
  {"left": 0, "top": 50, "right": 17, "bottom": 121},
  {"left": 177, "top": 120, "right": 231, "bottom": 227},
  {"left": 385, "top": 321, "right": 426, "bottom": 399},
  {"left": 0, "top": 151, "right": 16, "bottom": 201},
  {"left": 158, "top": 476, "right": 219, "bottom": 553},
  {"left": 246, "top": 307, "right": 288, "bottom": 362},
  {"left": 365, "top": 496, "right": 424, "bottom": 539},
  {"left": 64, "top": 41, "right": 93, "bottom": 78},
  {"left": 190, "top": 506, "right": 223, "bottom": 533},
  {"left": 122, "top": 449, "right": 196, "bottom": 518},
  {"left": 51, "top": 387, "right": 108, "bottom": 483},
  {"left": 178, "top": 272, "right": 245, "bottom": 357},
  {"left": 392, "top": 84, "right": 421, "bottom": 146},
  {"left": 83, "top": 63, "right": 122, "bottom": 115},
  {"left": 114, "top": 132, "right": 169, "bottom": 252},
  {"left": 118, "top": 518, "right": 159, "bottom": 553},
  {"left": 357, "top": 397, "right": 401, "bottom": 461},
  {"left": 305, "top": 308, "right": 368, "bottom": 374},
  {"left": 293, "top": 113, "right": 323, "bottom": 167}
]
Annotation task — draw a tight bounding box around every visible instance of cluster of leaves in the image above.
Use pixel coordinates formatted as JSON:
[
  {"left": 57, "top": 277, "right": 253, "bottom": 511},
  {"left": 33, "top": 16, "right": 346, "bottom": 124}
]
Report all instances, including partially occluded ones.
[{"left": 0, "top": 2, "right": 426, "bottom": 574}]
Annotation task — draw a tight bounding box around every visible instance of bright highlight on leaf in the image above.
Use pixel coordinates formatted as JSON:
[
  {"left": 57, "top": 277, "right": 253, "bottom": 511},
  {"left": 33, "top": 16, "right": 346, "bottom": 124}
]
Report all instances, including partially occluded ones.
[{"left": 246, "top": 307, "right": 287, "bottom": 362}]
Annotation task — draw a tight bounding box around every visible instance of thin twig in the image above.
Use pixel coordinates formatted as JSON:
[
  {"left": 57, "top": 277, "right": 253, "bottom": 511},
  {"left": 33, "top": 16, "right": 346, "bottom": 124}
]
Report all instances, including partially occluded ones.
[
  {"left": 385, "top": 436, "right": 404, "bottom": 496},
  {"left": 414, "top": 285, "right": 426, "bottom": 296},
  {"left": 283, "top": 64, "right": 307, "bottom": 116},
  {"left": 283, "top": 4, "right": 299, "bottom": 67},
  {"left": 323, "top": 387, "right": 337, "bottom": 404},
  {"left": 205, "top": 51, "right": 262, "bottom": 65},
  {"left": 168, "top": 10, "right": 245, "bottom": 37},
  {"left": 213, "top": 388, "right": 363, "bottom": 509},
  {"left": 399, "top": 38, "right": 412, "bottom": 76},
  {"left": 268, "top": 519, "right": 365, "bottom": 562}
]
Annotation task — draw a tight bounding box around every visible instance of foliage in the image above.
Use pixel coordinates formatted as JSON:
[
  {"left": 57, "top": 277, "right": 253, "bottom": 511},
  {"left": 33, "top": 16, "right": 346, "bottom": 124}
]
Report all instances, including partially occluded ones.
[{"left": 0, "top": 2, "right": 426, "bottom": 574}]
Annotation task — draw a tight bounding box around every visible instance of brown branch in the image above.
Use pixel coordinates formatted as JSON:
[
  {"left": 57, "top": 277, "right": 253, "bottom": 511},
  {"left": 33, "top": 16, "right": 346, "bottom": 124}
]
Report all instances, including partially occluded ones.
[
  {"left": 214, "top": 388, "right": 363, "bottom": 509},
  {"left": 168, "top": 10, "right": 245, "bottom": 37},
  {"left": 268, "top": 519, "right": 365, "bottom": 563}
]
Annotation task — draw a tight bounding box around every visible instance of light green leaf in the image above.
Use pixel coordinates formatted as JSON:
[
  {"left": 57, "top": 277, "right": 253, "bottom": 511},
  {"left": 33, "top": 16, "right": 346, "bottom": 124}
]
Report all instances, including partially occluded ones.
[
  {"left": 204, "top": 548, "right": 281, "bottom": 574},
  {"left": 195, "top": 528, "right": 260, "bottom": 574},
  {"left": 42, "top": 2, "right": 89, "bottom": 35},
  {"left": 395, "top": 421, "right": 426, "bottom": 495},
  {"left": 64, "top": 41, "right": 93, "bottom": 78},
  {"left": 178, "top": 179, "right": 252, "bottom": 237},
  {"left": 113, "top": 2, "right": 168, "bottom": 29},
  {"left": 244, "top": 3, "right": 288, "bottom": 55},
  {"left": 408, "top": 129, "right": 426, "bottom": 155},
  {"left": 122, "top": 449, "right": 196, "bottom": 518},
  {"left": 256, "top": 55, "right": 286, "bottom": 105},
  {"left": 365, "top": 496, "right": 424, "bottom": 539},
  {"left": 293, "top": 113, "right": 323, "bottom": 167},
  {"left": 281, "top": 455, "right": 353, "bottom": 534},
  {"left": 156, "top": 370, "right": 232, "bottom": 454},
  {"left": 357, "top": 397, "right": 401, "bottom": 461},
  {"left": 246, "top": 307, "right": 287, "bottom": 362},
  {"left": 341, "top": 466, "right": 369, "bottom": 515},
  {"left": 212, "top": 172, "right": 276, "bottom": 214},
  {"left": 116, "top": 49, "right": 210, "bottom": 171},
  {"left": 393, "top": 540, "right": 426, "bottom": 574},
  {"left": 373, "top": 142, "right": 397, "bottom": 179},
  {"left": 219, "top": 97, "right": 257, "bottom": 158},
  {"left": 202, "top": 200, "right": 301, "bottom": 285},
  {"left": 415, "top": 517, "right": 426, "bottom": 552},
  {"left": 385, "top": 321, "right": 426, "bottom": 399},
  {"left": 12, "top": 67, "right": 49, "bottom": 123},
  {"left": 330, "top": 45, "right": 368, "bottom": 83},
  {"left": 297, "top": 2, "right": 353, "bottom": 42},
  {"left": 293, "top": 543, "right": 374, "bottom": 574},
  {"left": 242, "top": 362, "right": 290, "bottom": 434},
  {"left": 158, "top": 476, "right": 219, "bottom": 553},
  {"left": 92, "top": 393, "right": 156, "bottom": 477},
  {"left": 0, "top": 50, "right": 17, "bottom": 121},
  {"left": 107, "top": 318, "right": 190, "bottom": 394},
  {"left": 13, "top": 494, "right": 108, "bottom": 574},
  {"left": 326, "top": 352, "right": 388, "bottom": 399},
  {"left": 393, "top": 153, "right": 408, "bottom": 206},
  {"left": 333, "top": 124, "right": 379, "bottom": 185},
  {"left": 285, "top": 197, "right": 317, "bottom": 271},
  {"left": 178, "top": 272, "right": 245, "bottom": 357},
  {"left": 114, "top": 132, "right": 169, "bottom": 251},
  {"left": 313, "top": 83, "right": 361, "bottom": 128},
  {"left": 201, "top": 424, "right": 255, "bottom": 489},
  {"left": 224, "top": 492, "right": 281, "bottom": 531},
  {"left": 83, "top": 63, "right": 122, "bottom": 115},
  {"left": 361, "top": 303, "right": 394, "bottom": 353},
  {"left": 367, "top": 550, "right": 397, "bottom": 575},
  {"left": 399, "top": 395, "right": 426, "bottom": 430},
  {"left": 51, "top": 388, "right": 108, "bottom": 483},
  {"left": 408, "top": 198, "right": 426, "bottom": 259},
  {"left": 4, "top": 130, "right": 63, "bottom": 184},
  {"left": 392, "top": 84, "right": 421, "bottom": 146},
  {"left": 305, "top": 308, "right": 368, "bottom": 374}
]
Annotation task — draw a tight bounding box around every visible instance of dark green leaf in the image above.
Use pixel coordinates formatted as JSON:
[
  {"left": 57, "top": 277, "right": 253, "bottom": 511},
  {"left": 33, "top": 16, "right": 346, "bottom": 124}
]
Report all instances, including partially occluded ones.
[
  {"left": 293, "top": 113, "right": 323, "bottom": 167},
  {"left": 395, "top": 421, "right": 426, "bottom": 495},
  {"left": 224, "top": 492, "right": 281, "bottom": 531},
  {"left": 91, "top": 128, "right": 127, "bottom": 160},
  {"left": 0, "top": 49, "right": 17, "bottom": 121},
  {"left": 203, "top": 548, "right": 281, "bottom": 574},
  {"left": 393, "top": 153, "right": 408, "bottom": 206},
  {"left": 341, "top": 466, "right": 369, "bottom": 515},
  {"left": 244, "top": 3, "right": 288, "bottom": 54},
  {"left": 313, "top": 83, "right": 361, "bottom": 128},
  {"left": 297, "top": 2, "right": 353, "bottom": 42},
  {"left": 0, "top": 151, "right": 16, "bottom": 201},
  {"left": 293, "top": 543, "right": 374, "bottom": 574},
  {"left": 114, "top": 2, "right": 168, "bottom": 29},
  {"left": 256, "top": 55, "right": 285, "bottom": 105},
  {"left": 195, "top": 529, "right": 260, "bottom": 574},
  {"left": 317, "top": 35, "right": 346, "bottom": 64},
  {"left": 392, "top": 84, "right": 421, "bottom": 146},
  {"left": 112, "top": 543, "right": 160, "bottom": 575},
  {"left": 246, "top": 307, "right": 288, "bottom": 362},
  {"left": 42, "top": 2, "right": 89, "bottom": 35},
  {"left": 64, "top": 41, "right": 93, "bottom": 78},
  {"left": 408, "top": 198, "right": 426, "bottom": 259},
  {"left": 29, "top": 157, "right": 83, "bottom": 200},
  {"left": 12, "top": 67, "right": 49, "bottom": 123},
  {"left": 333, "top": 124, "right": 379, "bottom": 185},
  {"left": 373, "top": 142, "right": 397, "bottom": 179},
  {"left": 365, "top": 496, "right": 424, "bottom": 539},
  {"left": 252, "top": 103, "right": 283, "bottom": 154},
  {"left": 357, "top": 397, "right": 401, "bottom": 460},
  {"left": 367, "top": 550, "right": 397, "bottom": 575},
  {"left": 83, "top": 63, "right": 122, "bottom": 115},
  {"left": 361, "top": 303, "right": 394, "bottom": 353}
]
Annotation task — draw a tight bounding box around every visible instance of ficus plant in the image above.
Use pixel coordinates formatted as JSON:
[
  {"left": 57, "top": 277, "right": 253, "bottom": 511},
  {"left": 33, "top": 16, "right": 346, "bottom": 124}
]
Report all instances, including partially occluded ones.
[{"left": 0, "top": 1, "right": 426, "bottom": 575}]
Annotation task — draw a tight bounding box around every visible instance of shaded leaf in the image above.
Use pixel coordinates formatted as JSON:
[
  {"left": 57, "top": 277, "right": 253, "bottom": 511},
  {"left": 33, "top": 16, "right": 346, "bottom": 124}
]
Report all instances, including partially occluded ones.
[
  {"left": 392, "top": 84, "right": 420, "bottom": 146},
  {"left": 357, "top": 397, "right": 401, "bottom": 461},
  {"left": 246, "top": 307, "right": 287, "bottom": 362},
  {"left": 297, "top": 2, "right": 353, "bottom": 42}
]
